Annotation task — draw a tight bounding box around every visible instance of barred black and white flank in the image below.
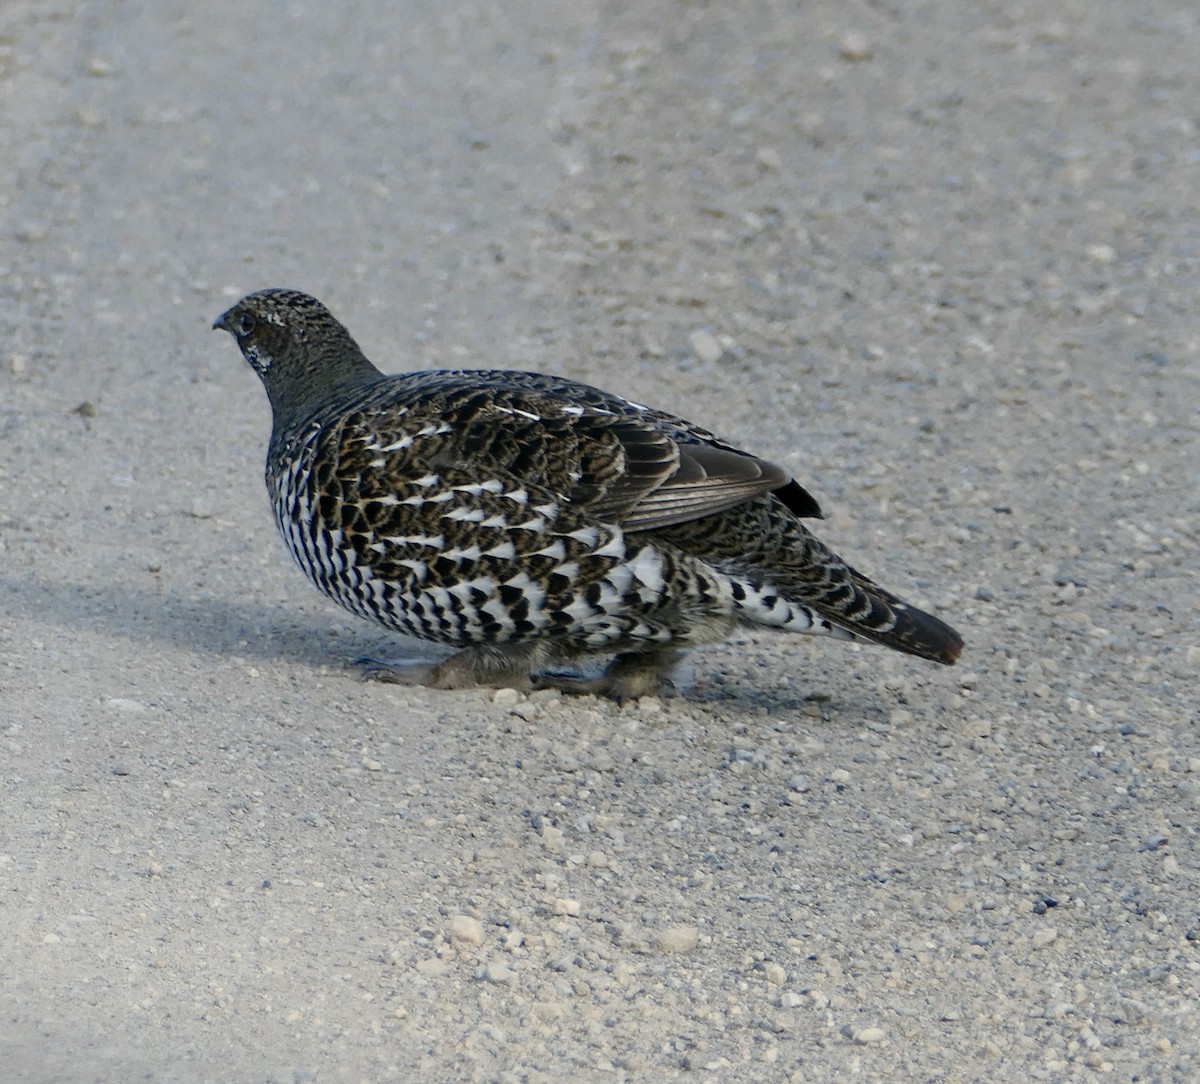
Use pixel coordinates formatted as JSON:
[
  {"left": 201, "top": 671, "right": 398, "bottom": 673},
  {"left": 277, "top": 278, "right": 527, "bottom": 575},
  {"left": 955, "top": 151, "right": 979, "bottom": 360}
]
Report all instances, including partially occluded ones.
[{"left": 214, "top": 289, "right": 963, "bottom": 700}]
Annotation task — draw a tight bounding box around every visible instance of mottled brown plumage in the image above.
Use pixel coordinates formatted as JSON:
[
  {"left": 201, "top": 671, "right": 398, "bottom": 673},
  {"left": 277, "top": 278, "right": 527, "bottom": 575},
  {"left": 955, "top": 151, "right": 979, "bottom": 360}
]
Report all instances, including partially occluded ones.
[{"left": 214, "top": 289, "right": 963, "bottom": 699}]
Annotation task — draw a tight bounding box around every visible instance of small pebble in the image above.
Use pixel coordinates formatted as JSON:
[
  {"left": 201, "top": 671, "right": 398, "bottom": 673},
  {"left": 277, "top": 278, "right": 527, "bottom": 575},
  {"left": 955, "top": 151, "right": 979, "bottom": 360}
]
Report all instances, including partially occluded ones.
[
  {"left": 963, "top": 718, "right": 991, "bottom": 739},
  {"left": 763, "top": 962, "right": 786, "bottom": 986},
  {"left": 755, "top": 147, "right": 783, "bottom": 171},
  {"left": 553, "top": 898, "right": 581, "bottom": 917},
  {"left": 76, "top": 104, "right": 105, "bottom": 128},
  {"left": 415, "top": 958, "right": 451, "bottom": 977},
  {"left": 837, "top": 31, "right": 873, "bottom": 61},
  {"left": 481, "top": 961, "right": 513, "bottom": 984},
  {"left": 688, "top": 329, "right": 724, "bottom": 365},
  {"left": 851, "top": 1026, "right": 886, "bottom": 1044},
  {"left": 658, "top": 926, "right": 700, "bottom": 953},
  {"left": 1032, "top": 928, "right": 1058, "bottom": 947},
  {"left": 450, "top": 915, "right": 485, "bottom": 946},
  {"left": 1113, "top": 998, "right": 1142, "bottom": 1027},
  {"left": 492, "top": 687, "right": 521, "bottom": 707}
]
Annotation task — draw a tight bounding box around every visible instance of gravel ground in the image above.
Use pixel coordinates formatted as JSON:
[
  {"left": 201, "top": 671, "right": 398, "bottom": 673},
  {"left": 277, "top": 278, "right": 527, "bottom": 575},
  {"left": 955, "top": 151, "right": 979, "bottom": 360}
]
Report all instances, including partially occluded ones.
[{"left": 2, "top": 1, "right": 1198, "bottom": 1081}]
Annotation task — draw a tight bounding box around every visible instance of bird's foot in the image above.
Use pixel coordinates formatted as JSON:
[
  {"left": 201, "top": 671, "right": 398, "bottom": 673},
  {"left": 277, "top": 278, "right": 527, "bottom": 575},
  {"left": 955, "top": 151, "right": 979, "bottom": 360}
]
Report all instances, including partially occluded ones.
[
  {"left": 533, "top": 671, "right": 676, "bottom": 705},
  {"left": 356, "top": 657, "right": 454, "bottom": 687},
  {"left": 534, "top": 649, "right": 681, "bottom": 705},
  {"left": 355, "top": 646, "right": 536, "bottom": 693},
  {"left": 356, "top": 645, "right": 682, "bottom": 703}
]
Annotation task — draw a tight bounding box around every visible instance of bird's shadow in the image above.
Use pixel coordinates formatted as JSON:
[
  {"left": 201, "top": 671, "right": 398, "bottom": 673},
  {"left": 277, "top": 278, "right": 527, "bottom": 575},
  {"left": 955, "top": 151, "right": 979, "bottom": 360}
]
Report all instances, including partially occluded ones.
[
  {"left": 1, "top": 569, "right": 866, "bottom": 715},
  {"left": 1, "top": 568, "right": 367, "bottom": 673}
]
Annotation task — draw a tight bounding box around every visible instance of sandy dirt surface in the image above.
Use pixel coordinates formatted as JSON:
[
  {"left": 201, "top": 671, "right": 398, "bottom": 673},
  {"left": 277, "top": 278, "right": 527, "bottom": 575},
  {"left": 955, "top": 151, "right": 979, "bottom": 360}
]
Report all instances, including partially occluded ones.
[{"left": 2, "top": 1, "right": 1198, "bottom": 1080}]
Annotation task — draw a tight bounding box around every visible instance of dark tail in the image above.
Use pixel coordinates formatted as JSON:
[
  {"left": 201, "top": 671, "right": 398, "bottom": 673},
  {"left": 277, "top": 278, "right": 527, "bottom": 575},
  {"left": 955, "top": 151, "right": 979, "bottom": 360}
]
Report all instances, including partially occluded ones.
[{"left": 835, "top": 567, "right": 963, "bottom": 665}]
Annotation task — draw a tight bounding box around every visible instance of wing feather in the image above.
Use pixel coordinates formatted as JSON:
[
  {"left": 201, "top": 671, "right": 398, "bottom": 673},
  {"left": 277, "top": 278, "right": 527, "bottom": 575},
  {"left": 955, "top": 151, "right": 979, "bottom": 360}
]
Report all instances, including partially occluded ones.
[{"left": 339, "top": 373, "right": 822, "bottom": 532}]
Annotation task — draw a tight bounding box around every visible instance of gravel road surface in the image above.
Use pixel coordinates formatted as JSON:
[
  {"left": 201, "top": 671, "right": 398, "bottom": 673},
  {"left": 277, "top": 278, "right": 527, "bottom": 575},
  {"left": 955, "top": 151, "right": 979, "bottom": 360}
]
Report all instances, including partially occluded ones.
[{"left": 2, "top": 1, "right": 1198, "bottom": 1080}]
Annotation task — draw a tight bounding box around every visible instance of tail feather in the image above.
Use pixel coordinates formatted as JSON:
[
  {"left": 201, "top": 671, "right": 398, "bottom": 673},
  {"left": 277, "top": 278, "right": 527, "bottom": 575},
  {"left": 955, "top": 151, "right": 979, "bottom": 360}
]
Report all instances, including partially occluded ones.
[
  {"left": 840, "top": 593, "right": 963, "bottom": 665},
  {"left": 835, "top": 564, "right": 964, "bottom": 667},
  {"left": 726, "top": 567, "right": 963, "bottom": 664},
  {"left": 660, "top": 500, "right": 964, "bottom": 665},
  {"left": 727, "top": 557, "right": 963, "bottom": 665}
]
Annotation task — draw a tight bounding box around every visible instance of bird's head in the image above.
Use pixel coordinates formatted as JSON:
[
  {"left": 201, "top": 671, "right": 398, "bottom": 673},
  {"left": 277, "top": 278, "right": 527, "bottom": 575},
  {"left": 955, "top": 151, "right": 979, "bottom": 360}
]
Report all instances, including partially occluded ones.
[
  {"left": 213, "top": 289, "right": 382, "bottom": 432},
  {"left": 213, "top": 289, "right": 337, "bottom": 380}
]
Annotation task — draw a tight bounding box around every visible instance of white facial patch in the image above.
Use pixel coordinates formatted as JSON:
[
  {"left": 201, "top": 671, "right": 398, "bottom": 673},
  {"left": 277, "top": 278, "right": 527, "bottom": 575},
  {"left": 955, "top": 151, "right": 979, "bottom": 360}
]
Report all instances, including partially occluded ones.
[{"left": 244, "top": 344, "right": 271, "bottom": 377}]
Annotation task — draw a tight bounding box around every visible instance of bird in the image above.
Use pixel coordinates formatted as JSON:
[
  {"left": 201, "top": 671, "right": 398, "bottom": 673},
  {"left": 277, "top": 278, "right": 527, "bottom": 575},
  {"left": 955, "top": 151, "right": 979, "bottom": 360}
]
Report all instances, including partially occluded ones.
[{"left": 214, "top": 289, "right": 963, "bottom": 701}]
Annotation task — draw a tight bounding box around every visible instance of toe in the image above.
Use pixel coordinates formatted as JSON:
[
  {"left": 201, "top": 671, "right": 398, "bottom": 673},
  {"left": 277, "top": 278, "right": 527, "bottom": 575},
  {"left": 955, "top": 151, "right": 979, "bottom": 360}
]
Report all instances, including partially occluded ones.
[{"left": 356, "top": 658, "right": 442, "bottom": 685}]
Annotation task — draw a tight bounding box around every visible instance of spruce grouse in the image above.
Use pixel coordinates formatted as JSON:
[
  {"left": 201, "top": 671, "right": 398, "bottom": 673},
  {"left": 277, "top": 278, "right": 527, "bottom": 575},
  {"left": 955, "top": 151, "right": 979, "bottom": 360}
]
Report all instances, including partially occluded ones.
[{"left": 214, "top": 289, "right": 962, "bottom": 700}]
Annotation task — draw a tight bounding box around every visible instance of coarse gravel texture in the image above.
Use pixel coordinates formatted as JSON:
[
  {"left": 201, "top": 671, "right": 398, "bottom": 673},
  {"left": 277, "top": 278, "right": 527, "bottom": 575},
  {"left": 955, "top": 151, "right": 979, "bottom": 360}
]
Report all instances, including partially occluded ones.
[{"left": 2, "top": 1, "right": 1198, "bottom": 1081}]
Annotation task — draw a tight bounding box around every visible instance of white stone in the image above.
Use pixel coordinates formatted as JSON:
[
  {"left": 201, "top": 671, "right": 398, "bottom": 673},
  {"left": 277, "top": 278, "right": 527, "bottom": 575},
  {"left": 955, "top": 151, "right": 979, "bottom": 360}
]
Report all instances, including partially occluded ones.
[
  {"left": 450, "top": 915, "right": 485, "bottom": 946},
  {"left": 838, "top": 31, "right": 872, "bottom": 61},
  {"left": 658, "top": 926, "right": 700, "bottom": 953},
  {"left": 688, "top": 329, "right": 724, "bottom": 365},
  {"left": 415, "top": 958, "right": 451, "bottom": 977}
]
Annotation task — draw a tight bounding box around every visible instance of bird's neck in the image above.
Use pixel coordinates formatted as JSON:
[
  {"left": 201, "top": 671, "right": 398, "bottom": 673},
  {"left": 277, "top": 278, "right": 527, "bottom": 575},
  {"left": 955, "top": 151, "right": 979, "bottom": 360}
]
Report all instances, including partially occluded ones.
[{"left": 266, "top": 339, "right": 384, "bottom": 446}]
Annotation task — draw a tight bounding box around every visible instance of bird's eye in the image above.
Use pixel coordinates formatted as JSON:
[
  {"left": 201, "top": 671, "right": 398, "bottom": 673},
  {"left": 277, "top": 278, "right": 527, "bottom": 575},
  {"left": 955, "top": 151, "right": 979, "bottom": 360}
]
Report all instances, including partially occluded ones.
[{"left": 235, "top": 313, "right": 257, "bottom": 338}]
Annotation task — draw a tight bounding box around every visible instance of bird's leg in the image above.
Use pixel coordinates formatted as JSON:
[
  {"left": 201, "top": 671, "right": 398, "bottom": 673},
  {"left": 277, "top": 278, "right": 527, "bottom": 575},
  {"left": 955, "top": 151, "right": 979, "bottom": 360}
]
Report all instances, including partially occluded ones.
[
  {"left": 534, "top": 648, "right": 683, "bottom": 704},
  {"left": 357, "top": 642, "right": 548, "bottom": 692}
]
